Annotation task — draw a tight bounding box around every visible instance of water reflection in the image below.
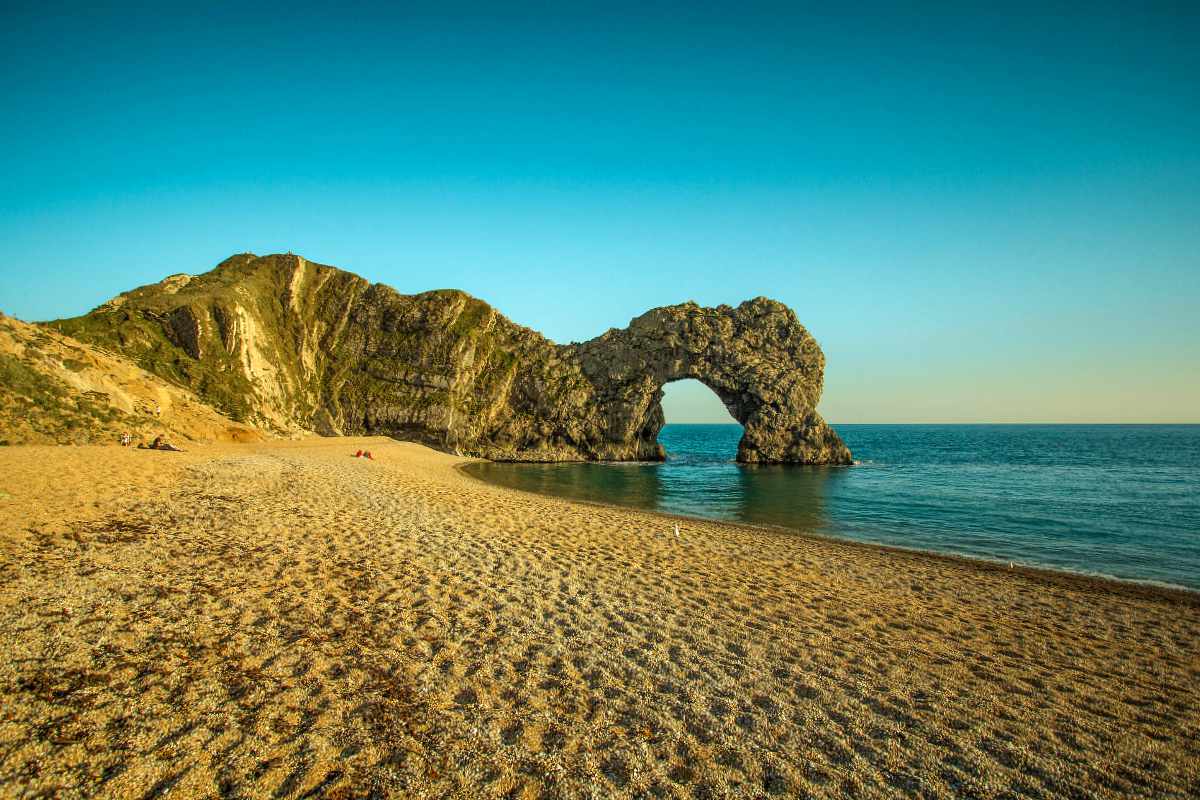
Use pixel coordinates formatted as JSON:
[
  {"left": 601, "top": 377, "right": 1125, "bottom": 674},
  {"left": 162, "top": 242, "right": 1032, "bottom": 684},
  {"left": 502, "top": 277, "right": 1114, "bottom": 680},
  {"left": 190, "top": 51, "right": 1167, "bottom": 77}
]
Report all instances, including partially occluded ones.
[
  {"left": 734, "top": 464, "right": 845, "bottom": 532},
  {"left": 465, "top": 461, "right": 667, "bottom": 513},
  {"left": 462, "top": 456, "right": 840, "bottom": 534}
]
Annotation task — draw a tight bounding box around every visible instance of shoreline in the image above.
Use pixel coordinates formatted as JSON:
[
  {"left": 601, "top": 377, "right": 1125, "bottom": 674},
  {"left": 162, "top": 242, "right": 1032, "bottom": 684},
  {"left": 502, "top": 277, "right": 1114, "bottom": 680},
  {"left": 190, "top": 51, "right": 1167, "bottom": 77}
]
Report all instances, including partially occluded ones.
[
  {"left": 2, "top": 437, "right": 1197, "bottom": 798},
  {"left": 456, "top": 461, "right": 1200, "bottom": 605}
]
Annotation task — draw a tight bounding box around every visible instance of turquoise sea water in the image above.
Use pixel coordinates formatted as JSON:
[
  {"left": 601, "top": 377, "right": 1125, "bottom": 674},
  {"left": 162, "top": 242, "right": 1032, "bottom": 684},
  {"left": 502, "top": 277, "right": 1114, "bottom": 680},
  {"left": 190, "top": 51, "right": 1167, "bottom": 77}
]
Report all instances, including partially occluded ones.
[{"left": 464, "top": 424, "right": 1200, "bottom": 590}]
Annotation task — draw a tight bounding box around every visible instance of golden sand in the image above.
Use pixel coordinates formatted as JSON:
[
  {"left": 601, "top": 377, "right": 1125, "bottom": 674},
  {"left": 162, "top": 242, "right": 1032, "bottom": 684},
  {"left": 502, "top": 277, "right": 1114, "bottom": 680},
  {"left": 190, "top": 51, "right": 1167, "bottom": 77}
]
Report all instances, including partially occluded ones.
[{"left": 0, "top": 438, "right": 1196, "bottom": 799}]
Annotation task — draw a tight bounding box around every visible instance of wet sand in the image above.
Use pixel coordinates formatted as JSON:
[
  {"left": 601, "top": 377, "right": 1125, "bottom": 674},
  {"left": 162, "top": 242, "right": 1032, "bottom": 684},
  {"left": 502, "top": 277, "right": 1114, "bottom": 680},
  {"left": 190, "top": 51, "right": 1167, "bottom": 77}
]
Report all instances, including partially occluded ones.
[{"left": 0, "top": 437, "right": 1196, "bottom": 798}]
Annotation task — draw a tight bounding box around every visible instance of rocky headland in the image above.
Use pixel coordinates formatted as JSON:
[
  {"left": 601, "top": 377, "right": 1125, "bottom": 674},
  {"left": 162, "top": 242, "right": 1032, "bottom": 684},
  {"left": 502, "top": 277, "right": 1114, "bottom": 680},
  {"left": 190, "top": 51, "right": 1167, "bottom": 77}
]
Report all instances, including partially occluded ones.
[{"left": 46, "top": 253, "right": 851, "bottom": 463}]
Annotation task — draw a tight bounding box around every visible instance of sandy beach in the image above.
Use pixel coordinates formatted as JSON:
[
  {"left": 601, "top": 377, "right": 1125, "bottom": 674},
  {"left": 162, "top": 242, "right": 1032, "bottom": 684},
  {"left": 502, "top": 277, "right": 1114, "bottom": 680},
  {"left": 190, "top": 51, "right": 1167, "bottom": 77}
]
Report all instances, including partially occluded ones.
[{"left": 0, "top": 437, "right": 1196, "bottom": 799}]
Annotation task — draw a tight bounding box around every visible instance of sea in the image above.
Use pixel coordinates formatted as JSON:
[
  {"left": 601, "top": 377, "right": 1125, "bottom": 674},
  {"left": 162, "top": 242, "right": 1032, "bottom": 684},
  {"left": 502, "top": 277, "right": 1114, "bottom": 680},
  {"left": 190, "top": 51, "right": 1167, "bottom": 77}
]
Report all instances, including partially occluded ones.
[{"left": 464, "top": 424, "right": 1200, "bottom": 591}]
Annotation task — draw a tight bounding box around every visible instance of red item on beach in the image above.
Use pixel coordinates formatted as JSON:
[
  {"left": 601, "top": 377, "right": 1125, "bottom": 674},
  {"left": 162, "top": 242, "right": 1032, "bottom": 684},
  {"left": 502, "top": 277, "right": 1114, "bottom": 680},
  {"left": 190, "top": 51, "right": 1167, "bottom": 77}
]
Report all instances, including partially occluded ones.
[{"left": 354, "top": 450, "right": 363, "bottom": 458}]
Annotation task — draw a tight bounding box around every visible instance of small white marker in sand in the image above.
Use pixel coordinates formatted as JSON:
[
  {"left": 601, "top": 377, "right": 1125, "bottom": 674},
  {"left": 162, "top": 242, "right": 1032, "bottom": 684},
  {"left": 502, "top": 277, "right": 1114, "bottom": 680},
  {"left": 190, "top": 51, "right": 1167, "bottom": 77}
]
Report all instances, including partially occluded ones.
[{"left": 673, "top": 523, "right": 680, "bottom": 538}]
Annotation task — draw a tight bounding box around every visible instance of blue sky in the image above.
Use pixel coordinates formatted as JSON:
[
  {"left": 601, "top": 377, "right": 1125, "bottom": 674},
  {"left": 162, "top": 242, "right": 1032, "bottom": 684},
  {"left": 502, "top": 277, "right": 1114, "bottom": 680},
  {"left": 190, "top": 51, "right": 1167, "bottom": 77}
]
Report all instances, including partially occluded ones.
[{"left": 1, "top": 2, "right": 1197, "bottom": 422}]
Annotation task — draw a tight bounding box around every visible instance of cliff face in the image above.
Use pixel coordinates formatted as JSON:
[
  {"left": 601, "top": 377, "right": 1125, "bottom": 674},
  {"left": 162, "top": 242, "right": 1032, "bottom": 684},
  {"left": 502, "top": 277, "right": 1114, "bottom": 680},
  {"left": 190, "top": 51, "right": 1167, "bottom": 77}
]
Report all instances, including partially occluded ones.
[{"left": 51, "top": 253, "right": 851, "bottom": 464}]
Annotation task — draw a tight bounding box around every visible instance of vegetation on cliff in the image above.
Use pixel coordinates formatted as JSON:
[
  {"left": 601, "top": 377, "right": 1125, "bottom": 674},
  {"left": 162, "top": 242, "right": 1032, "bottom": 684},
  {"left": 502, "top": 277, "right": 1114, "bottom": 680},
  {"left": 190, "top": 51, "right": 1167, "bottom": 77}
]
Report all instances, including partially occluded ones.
[{"left": 0, "top": 313, "right": 258, "bottom": 446}]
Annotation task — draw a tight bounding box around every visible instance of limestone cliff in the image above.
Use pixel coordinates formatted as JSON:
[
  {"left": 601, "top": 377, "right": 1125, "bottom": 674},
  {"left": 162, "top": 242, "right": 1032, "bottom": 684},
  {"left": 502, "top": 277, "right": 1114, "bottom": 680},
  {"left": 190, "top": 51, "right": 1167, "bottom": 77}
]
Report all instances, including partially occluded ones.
[{"left": 50, "top": 253, "right": 851, "bottom": 464}]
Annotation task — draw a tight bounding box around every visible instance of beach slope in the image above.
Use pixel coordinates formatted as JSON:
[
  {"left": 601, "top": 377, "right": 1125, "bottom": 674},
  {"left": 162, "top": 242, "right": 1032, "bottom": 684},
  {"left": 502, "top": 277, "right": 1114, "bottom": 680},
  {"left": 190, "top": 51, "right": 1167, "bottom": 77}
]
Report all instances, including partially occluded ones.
[{"left": 0, "top": 438, "right": 1196, "bottom": 798}]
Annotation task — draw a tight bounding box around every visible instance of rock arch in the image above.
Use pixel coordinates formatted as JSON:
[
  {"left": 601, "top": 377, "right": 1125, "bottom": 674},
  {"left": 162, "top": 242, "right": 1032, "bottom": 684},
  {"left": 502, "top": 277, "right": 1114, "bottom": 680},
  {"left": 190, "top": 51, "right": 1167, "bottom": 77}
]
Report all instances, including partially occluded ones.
[{"left": 570, "top": 298, "right": 852, "bottom": 464}]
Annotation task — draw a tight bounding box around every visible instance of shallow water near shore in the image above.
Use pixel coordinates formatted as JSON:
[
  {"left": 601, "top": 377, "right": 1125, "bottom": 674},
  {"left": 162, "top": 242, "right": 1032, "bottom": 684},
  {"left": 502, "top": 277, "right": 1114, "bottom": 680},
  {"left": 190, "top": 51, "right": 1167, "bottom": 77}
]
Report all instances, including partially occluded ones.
[{"left": 465, "top": 423, "right": 1200, "bottom": 589}]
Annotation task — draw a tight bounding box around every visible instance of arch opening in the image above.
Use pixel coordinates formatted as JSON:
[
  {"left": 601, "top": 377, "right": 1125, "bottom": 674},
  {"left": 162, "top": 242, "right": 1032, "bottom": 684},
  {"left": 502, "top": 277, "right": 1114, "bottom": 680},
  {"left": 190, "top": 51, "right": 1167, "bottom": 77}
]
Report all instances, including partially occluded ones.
[
  {"left": 661, "top": 378, "right": 738, "bottom": 425},
  {"left": 657, "top": 379, "right": 742, "bottom": 463}
]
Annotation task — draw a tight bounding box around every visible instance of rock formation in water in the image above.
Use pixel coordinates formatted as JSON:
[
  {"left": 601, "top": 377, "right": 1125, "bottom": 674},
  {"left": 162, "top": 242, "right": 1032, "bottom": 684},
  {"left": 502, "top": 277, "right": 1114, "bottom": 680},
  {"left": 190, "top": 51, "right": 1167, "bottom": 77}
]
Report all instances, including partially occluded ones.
[{"left": 50, "top": 253, "right": 852, "bottom": 464}]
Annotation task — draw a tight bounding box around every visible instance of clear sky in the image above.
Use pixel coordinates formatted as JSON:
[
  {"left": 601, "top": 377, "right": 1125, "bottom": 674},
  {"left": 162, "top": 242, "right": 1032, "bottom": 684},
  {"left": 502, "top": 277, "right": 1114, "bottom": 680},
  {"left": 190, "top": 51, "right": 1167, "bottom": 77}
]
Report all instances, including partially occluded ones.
[{"left": 1, "top": 2, "right": 1197, "bottom": 423}]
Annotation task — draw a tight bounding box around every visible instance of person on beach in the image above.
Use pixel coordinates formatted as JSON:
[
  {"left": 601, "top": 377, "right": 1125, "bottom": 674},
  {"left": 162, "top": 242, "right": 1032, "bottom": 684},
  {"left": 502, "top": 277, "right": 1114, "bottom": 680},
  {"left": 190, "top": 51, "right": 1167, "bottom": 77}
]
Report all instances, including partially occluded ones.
[
  {"left": 139, "top": 435, "right": 183, "bottom": 452},
  {"left": 119, "top": 432, "right": 132, "bottom": 447}
]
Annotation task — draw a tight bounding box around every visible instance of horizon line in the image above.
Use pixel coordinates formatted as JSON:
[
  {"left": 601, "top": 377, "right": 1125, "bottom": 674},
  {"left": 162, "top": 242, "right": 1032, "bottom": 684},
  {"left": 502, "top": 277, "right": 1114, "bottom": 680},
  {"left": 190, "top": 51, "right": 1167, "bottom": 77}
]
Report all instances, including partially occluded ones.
[{"left": 665, "top": 421, "right": 1200, "bottom": 426}]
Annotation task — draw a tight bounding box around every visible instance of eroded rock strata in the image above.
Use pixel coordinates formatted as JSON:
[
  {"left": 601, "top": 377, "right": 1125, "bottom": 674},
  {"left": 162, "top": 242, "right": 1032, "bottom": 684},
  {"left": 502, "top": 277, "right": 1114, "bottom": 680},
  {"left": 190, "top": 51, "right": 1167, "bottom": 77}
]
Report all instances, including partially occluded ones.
[{"left": 51, "top": 253, "right": 852, "bottom": 464}]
